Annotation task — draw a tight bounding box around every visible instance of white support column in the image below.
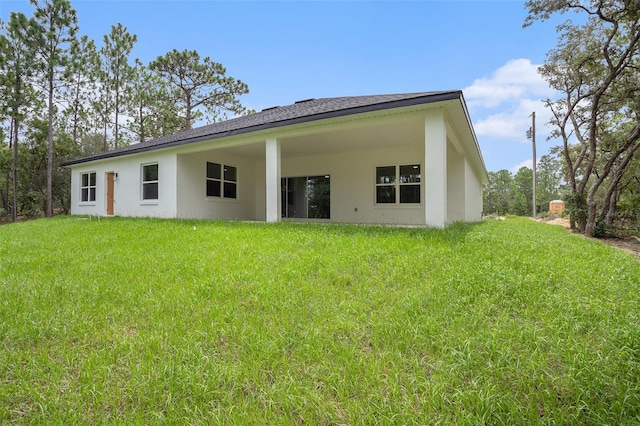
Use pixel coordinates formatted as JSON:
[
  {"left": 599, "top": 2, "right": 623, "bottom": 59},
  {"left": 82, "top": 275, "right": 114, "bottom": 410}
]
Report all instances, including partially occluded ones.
[
  {"left": 265, "top": 137, "right": 281, "bottom": 222},
  {"left": 425, "top": 110, "right": 447, "bottom": 228}
]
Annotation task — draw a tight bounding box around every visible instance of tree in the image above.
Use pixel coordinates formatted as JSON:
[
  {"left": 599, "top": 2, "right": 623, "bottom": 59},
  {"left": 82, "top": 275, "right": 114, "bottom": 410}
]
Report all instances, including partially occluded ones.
[
  {"left": 0, "top": 127, "right": 11, "bottom": 217},
  {"left": 62, "top": 34, "right": 100, "bottom": 146},
  {"left": 29, "top": 0, "right": 78, "bottom": 217},
  {"left": 126, "top": 58, "right": 182, "bottom": 143},
  {"left": 526, "top": 0, "right": 640, "bottom": 236},
  {"left": 17, "top": 117, "right": 77, "bottom": 217},
  {"left": 20, "top": 118, "right": 48, "bottom": 217},
  {"left": 149, "top": 49, "right": 249, "bottom": 130},
  {"left": 0, "top": 12, "right": 39, "bottom": 221},
  {"left": 511, "top": 167, "right": 534, "bottom": 216},
  {"left": 536, "top": 152, "right": 566, "bottom": 211},
  {"left": 483, "top": 169, "right": 513, "bottom": 215},
  {"left": 127, "top": 59, "right": 155, "bottom": 143},
  {"left": 615, "top": 151, "right": 640, "bottom": 225},
  {"left": 78, "top": 132, "right": 106, "bottom": 156},
  {"left": 91, "top": 76, "right": 112, "bottom": 152},
  {"left": 99, "top": 23, "right": 137, "bottom": 150}
]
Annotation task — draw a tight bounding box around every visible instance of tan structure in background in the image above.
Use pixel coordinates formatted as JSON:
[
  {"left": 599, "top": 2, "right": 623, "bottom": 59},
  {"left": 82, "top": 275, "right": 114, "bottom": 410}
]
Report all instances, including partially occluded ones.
[{"left": 549, "top": 200, "right": 565, "bottom": 214}]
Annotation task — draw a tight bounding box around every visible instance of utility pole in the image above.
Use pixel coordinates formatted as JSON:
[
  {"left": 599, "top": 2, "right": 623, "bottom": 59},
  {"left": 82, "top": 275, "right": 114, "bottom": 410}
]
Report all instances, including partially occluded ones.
[{"left": 526, "top": 112, "right": 537, "bottom": 218}]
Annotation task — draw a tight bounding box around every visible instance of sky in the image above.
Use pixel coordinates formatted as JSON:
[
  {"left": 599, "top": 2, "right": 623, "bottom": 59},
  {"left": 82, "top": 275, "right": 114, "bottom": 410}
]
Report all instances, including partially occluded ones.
[{"left": 0, "top": 0, "right": 572, "bottom": 173}]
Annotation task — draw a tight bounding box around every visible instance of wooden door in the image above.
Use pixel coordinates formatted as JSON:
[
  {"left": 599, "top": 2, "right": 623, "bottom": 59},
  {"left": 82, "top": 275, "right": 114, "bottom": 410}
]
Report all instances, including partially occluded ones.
[{"left": 106, "top": 172, "right": 114, "bottom": 215}]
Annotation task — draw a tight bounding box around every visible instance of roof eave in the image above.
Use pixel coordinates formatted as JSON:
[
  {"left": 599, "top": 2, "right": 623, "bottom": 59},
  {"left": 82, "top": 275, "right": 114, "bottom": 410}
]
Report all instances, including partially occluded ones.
[
  {"left": 62, "top": 91, "right": 462, "bottom": 167},
  {"left": 457, "top": 92, "right": 489, "bottom": 184}
]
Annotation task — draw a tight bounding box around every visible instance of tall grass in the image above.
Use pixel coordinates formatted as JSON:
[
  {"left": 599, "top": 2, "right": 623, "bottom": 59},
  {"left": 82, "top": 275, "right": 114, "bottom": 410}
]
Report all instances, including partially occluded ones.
[{"left": 1, "top": 216, "right": 639, "bottom": 424}]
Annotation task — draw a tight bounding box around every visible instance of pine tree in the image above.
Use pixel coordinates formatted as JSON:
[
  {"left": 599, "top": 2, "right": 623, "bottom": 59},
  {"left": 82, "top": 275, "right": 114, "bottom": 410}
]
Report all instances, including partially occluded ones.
[
  {"left": 149, "top": 49, "right": 249, "bottom": 130},
  {"left": 99, "top": 23, "right": 137, "bottom": 150},
  {"left": 0, "top": 12, "right": 39, "bottom": 221},
  {"left": 29, "top": 0, "right": 78, "bottom": 217}
]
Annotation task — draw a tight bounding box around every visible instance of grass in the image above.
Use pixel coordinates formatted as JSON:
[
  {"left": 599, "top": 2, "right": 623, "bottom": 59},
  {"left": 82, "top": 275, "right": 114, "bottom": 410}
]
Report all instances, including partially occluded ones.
[{"left": 1, "top": 216, "right": 639, "bottom": 424}]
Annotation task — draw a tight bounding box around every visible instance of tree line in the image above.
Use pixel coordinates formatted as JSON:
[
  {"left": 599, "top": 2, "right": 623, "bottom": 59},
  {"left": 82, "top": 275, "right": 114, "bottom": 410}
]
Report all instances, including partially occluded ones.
[
  {"left": 488, "top": 1, "right": 640, "bottom": 238},
  {"left": 483, "top": 152, "right": 566, "bottom": 217},
  {"left": 525, "top": 0, "right": 640, "bottom": 237},
  {"left": 0, "top": 0, "right": 249, "bottom": 222}
]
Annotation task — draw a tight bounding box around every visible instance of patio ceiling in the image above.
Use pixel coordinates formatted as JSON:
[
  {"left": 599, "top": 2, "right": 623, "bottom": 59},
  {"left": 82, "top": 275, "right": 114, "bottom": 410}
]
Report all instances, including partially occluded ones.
[{"left": 203, "top": 114, "right": 425, "bottom": 160}]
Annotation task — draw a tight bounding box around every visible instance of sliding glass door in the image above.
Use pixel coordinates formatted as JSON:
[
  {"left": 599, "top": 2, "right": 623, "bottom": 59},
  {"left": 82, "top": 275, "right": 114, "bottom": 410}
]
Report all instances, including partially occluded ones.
[{"left": 281, "top": 175, "right": 330, "bottom": 219}]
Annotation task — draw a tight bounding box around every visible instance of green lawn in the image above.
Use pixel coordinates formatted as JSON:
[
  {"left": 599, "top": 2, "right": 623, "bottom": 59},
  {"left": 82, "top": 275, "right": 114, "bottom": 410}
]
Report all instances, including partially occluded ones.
[{"left": 1, "top": 216, "right": 639, "bottom": 424}]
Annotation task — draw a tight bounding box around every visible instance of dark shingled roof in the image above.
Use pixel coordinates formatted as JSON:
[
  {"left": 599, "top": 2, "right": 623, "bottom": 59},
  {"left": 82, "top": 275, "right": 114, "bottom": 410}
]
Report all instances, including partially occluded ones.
[{"left": 63, "top": 91, "right": 462, "bottom": 166}]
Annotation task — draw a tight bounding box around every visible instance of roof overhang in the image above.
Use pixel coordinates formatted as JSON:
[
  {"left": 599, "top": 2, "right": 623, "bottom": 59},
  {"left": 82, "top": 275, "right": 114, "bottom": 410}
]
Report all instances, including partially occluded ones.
[{"left": 62, "top": 91, "right": 488, "bottom": 184}]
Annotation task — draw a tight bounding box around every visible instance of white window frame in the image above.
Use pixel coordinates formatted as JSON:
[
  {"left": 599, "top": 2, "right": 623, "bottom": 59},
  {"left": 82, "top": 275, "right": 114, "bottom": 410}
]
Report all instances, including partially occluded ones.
[
  {"left": 141, "top": 162, "right": 159, "bottom": 202},
  {"left": 206, "top": 162, "right": 238, "bottom": 200},
  {"left": 374, "top": 164, "right": 421, "bottom": 205},
  {"left": 80, "top": 171, "right": 96, "bottom": 203}
]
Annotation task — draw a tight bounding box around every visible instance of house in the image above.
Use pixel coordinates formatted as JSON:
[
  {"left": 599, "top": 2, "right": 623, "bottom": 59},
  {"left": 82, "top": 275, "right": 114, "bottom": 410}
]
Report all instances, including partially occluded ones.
[{"left": 63, "top": 91, "right": 488, "bottom": 227}]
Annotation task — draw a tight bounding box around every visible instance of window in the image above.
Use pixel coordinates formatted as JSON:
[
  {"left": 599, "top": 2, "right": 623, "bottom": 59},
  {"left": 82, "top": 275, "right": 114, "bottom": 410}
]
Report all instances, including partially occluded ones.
[
  {"left": 375, "top": 166, "right": 396, "bottom": 204},
  {"left": 80, "top": 172, "right": 96, "bottom": 202},
  {"left": 141, "top": 163, "right": 159, "bottom": 200},
  {"left": 399, "top": 164, "right": 421, "bottom": 203},
  {"left": 375, "top": 164, "right": 421, "bottom": 204},
  {"left": 206, "top": 162, "right": 237, "bottom": 199}
]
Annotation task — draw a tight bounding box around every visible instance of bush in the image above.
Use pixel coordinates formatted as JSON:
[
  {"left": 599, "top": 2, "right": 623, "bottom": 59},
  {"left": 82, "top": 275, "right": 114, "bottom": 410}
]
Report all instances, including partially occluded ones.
[
  {"left": 19, "top": 191, "right": 42, "bottom": 220},
  {"left": 592, "top": 220, "right": 613, "bottom": 239},
  {"left": 538, "top": 211, "right": 551, "bottom": 219}
]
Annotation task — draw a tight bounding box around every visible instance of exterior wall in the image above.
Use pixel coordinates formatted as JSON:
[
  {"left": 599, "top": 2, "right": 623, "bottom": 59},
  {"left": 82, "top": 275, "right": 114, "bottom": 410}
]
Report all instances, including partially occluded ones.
[
  {"left": 70, "top": 151, "right": 178, "bottom": 218},
  {"left": 176, "top": 151, "right": 257, "bottom": 220},
  {"left": 281, "top": 143, "right": 426, "bottom": 225},
  {"left": 71, "top": 164, "right": 105, "bottom": 216},
  {"left": 464, "top": 158, "right": 483, "bottom": 221},
  {"left": 446, "top": 141, "right": 465, "bottom": 223},
  {"left": 254, "top": 160, "right": 266, "bottom": 221}
]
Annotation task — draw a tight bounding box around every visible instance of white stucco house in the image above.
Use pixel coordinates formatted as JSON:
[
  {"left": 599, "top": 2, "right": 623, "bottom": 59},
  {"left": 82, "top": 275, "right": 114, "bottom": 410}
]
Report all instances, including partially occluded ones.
[{"left": 63, "top": 91, "right": 488, "bottom": 227}]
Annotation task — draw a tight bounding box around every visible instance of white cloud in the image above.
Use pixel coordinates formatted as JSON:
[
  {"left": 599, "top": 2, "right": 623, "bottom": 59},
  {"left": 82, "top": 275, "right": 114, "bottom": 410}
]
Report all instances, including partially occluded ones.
[
  {"left": 473, "top": 97, "right": 552, "bottom": 140},
  {"left": 509, "top": 159, "right": 533, "bottom": 174},
  {"left": 463, "top": 59, "right": 558, "bottom": 143},
  {"left": 464, "top": 58, "right": 555, "bottom": 108}
]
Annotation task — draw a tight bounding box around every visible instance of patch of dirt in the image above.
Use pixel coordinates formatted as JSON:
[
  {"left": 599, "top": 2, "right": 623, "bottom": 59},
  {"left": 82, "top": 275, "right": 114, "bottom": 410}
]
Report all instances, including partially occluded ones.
[
  {"left": 537, "top": 216, "right": 571, "bottom": 228},
  {"left": 602, "top": 236, "right": 640, "bottom": 260},
  {"left": 535, "top": 216, "right": 640, "bottom": 260}
]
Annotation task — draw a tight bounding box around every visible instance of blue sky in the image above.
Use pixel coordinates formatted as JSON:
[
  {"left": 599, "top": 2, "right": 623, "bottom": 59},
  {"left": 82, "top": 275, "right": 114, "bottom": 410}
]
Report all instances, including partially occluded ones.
[{"left": 1, "top": 0, "right": 570, "bottom": 172}]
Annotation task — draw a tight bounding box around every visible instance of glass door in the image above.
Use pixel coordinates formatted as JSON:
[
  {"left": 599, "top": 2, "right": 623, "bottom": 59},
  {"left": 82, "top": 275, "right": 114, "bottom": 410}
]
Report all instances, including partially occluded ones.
[{"left": 281, "top": 175, "right": 330, "bottom": 219}]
